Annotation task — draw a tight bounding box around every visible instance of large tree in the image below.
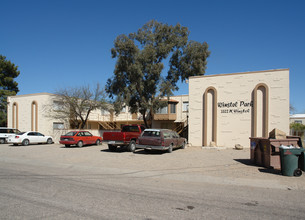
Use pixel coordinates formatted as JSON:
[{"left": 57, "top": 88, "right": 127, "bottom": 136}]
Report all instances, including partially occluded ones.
[
  {"left": 106, "top": 20, "right": 210, "bottom": 128},
  {"left": 51, "top": 84, "right": 108, "bottom": 129},
  {"left": 0, "top": 55, "right": 20, "bottom": 126}
]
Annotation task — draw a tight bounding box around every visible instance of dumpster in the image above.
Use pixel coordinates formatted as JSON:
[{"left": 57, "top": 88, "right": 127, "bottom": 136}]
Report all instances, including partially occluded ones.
[
  {"left": 250, "top": 137, "right": 300, "bottom": 169},
  {"left": 299, "top": 152, "right": 305, "bottom": 172},
  {"left": 249, "top": 138, "right": 263, "bottom": 166},
  {"left": 279, "top": 146, "right": 304, "bottom": 176}
]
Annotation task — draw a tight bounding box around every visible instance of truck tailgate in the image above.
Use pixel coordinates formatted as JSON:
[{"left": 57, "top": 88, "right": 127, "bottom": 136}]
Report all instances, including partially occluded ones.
[{"left": 103, "top": 132, "right": 124, "bottom": 141}]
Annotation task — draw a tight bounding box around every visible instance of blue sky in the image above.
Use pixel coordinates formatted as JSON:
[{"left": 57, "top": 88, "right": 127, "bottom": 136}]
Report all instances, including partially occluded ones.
[{"left": 1, "top": 0, "right": 305, "bottom": 112}]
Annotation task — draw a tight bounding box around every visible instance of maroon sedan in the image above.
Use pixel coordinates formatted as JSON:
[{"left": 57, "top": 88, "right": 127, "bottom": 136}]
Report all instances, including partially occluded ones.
[
  {"left": 136, "top": 129, "right": 186, "bottom": 153},
  {"left": 59, "top": 131, "right": 102, "bottom": 147}
]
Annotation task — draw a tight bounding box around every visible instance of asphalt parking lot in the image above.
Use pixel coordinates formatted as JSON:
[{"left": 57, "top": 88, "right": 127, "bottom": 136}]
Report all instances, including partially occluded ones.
[{"left": 1, "top": 142, "right": 305, "bottom": 191}]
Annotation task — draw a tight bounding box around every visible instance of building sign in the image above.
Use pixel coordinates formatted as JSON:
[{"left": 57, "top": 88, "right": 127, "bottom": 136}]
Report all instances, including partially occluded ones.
[{"left": 218, "top": 101, "right": 253, "bottom": 114}]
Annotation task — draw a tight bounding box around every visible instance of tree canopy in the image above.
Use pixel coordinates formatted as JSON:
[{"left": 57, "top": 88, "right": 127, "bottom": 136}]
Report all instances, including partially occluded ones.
[
  {"left": 0, "top": 55, "right": 20, "bottom": 126},
  {"left": 51, "top": 84, "right": 108, "bottom": 129},
  {"left": 106, "top": 20, "right": 210, "bottom": 128}
]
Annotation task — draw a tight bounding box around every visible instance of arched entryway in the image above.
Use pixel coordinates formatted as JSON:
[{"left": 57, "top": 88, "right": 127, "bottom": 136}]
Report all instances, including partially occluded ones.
[
  {"left": 12, "top": 102, "right": 18, "bottom": 129},
  {"left": 203, "top": 87, "right": 217, "bottom": 146},
  {"left": 31, "top": 101, "right": 38, "bottom": 131},
  {"left": 252, "top": 83, "right": 269, "bottom": 137}
]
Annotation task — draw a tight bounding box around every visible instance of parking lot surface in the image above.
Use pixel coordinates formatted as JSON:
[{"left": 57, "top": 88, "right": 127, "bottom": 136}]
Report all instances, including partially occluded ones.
[
  {"left": 2, "top": 143, "right": 305, "bottom": 219},
  {"left": 1, "top": 143, "right": 305, "bottom": 190}
]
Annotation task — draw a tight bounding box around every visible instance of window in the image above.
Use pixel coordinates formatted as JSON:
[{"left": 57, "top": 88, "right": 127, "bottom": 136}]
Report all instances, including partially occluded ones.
[
  {"left": 53, "top": 101, "right": 64, "bottom": 111},
  {"left": 121, "top": 106, "right": 126, "bottom": 113},
  {"left": 156, "top": 106, "right": 168, "bottom": 114},
  {"left": 101, "top": 109, "right": 110, "bottom": 115},
  {"left": 65, "top": 131, "right": 77, "bottom": 136},
  {"left": 122, "top": 126, "right": 139, "bottom": 132},
  {"left": 163, "top": 131, "right": 171, "bottom": 139},
  {"left": 53, "top": 122, "right": 64, "bottom": 130},
  {"left": 294, "top": 120, "right": 302, "bottom": 124},
  {"left": 142, "top": 130, "right": 160, "bottom": 137},
  {"left": 84, "top": 131, "right": 92, "bottom": 136},
  {"left": 183, "top": 102, "right": 189, "bottom": 112},
  {"left": 170, "top": 103, "right": 176, "bottom": 114}
]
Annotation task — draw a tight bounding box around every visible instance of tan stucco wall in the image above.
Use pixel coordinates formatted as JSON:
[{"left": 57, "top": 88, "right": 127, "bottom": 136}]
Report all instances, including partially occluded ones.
[
  {"left": 7, "top": 95, "right": 104, "bottom": 142},
  {"left": 188, "top": 69, "right": 290, "bottom": 148},
  {"left": 7, "top": 93, "right": 55, "bottom": 135}
]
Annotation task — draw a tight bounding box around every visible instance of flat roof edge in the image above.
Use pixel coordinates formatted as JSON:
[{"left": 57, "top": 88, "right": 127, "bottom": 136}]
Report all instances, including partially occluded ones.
[
  {"left": 8, "top": 92, "right": 56, "bottom": 98},
  {"left": 189, "top": 68, "right": 289, "bottom": 79}
]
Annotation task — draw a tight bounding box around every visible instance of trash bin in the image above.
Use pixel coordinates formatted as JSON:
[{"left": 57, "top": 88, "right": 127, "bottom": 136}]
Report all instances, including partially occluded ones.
[{"left": 280, "top": 146, "right": 303, "bottom": 177}]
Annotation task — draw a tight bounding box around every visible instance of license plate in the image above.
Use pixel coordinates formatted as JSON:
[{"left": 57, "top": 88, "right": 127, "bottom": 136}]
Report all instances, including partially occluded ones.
[
  {"left": 65, "top": 139, "right": 69, "bottom": 141},
  {"left": 108, "top": 141, "right": 115, "bottom": 144}
]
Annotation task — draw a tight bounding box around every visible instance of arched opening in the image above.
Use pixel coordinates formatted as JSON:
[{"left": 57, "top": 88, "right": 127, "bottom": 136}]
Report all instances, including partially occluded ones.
[
  {"left": 203, "top": 87, "right": 217, "bottom": 146},
  {"left": 31, "top": 101, "right": 38, "bottom": 131},
  {"left": 12, "top": 102, "right": 18, "bottom": 129},
  {"left": 252, "top": 83, "right": 269, "bottom": 137}
]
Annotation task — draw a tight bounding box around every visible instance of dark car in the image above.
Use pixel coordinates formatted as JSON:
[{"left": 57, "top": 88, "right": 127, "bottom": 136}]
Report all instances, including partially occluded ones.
[
  {"left": 136, "top": 129, "right": 186, "bottom": 153},
  {"left": 59, "top": 131, "right": 102, "bottom": 147}
]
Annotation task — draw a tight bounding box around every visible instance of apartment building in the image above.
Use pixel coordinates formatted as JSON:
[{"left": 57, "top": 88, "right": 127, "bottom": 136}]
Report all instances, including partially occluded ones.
[{"left": 7, "top": 93, "right": 188, "bottom": 143}]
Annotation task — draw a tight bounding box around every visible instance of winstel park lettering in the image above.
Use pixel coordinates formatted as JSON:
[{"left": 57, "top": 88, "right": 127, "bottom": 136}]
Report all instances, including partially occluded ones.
[{"left": 218, "top": 101, "right": 253, "bottom": 114}]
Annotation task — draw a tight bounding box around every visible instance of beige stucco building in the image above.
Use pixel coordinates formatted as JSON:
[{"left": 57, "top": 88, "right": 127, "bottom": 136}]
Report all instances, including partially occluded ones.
[
  {"left": 7, "top": 69, "right": 290, "bottom": 147},
  {"left": 188, "top": 69, "right": 290, "bottom": 148},
  {"left": 7, "top": 93, "right": 188, "bottom": 143},
  {"left": 290, "top": 114, "right": 305, "bottom": 125}
]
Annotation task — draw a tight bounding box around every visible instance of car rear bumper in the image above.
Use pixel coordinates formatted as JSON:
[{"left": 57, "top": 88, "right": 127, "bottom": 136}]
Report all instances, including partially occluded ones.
[
  {"left": 136, "top": 144, "right": 169, "bottom": 151},
  {"left": 102, "top": 140, "right": 125, "bottom": 146},
  {"left": 7, "top": 139, "right": 22, "bottom": 144},
  {"left": 59, "top": 141, "right": 77, "bottom": 145}
]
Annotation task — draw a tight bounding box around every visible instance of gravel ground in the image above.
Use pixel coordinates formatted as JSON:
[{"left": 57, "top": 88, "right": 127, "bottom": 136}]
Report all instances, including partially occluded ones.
[{"left": 1, "top": 143, "right": 305, "bottom": 191}]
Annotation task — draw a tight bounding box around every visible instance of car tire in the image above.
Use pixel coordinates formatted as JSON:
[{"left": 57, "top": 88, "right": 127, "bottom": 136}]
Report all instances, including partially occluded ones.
[
  {"left": 22, "top": 139, "right": 29, "bottom": 146},
  {"left": 0, "top": 138, "right": 5, "bottom": 144},
  {"left": 167, "top": 144, "right": 173, "bottom": 153},
  {"left": 108, "top": 144, "right": 117, "bottom": 152},
  {"left": 65, "top": 144, "right": 70, "bottom": 147},
  {"left": 77, "top": 141, "right": 83, "bottom": 148},
  {"left": 181, "top": 141, "right": 186, "bottom": 149},
  {"left": 128, "top": 141, "right": 136, "bottom": 152},
  {"left": 47, "top": 138, "right": 53, "bottom": 144},
  {"left": 96, "top": 139, "right": 101, "bottom": 146}
]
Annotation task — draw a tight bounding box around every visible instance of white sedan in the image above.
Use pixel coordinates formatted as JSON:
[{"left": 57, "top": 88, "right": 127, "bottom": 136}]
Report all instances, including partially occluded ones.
[{"left": 8, "top": 131, "right": 53, "bottom": 146}]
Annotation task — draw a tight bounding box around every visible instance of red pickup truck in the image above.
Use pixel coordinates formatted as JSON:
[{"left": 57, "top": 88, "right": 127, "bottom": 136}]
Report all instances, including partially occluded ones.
[{"left": 103, "top": 125, "right": 146, "bottom": 152}]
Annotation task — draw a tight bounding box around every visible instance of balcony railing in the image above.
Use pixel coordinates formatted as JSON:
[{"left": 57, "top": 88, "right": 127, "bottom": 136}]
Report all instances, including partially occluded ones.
[{"left": 153, "top": 113, "right": 176, "bottom": 121}]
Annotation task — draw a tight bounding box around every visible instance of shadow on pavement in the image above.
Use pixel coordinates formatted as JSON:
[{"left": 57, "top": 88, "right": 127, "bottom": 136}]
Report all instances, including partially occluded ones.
[
  {"left": 234, "top": 159, "right": 257, "bottom": 166},
  {"left": 234, "top": 159, "right": 282, "bottom": 176},
  {"left": 258, "top": 168, "right": 282, "bottom": 175}
]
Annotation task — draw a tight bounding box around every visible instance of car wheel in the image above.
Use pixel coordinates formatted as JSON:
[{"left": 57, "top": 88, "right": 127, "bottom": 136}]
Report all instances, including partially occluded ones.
[
  {"left": 47, "top": 138, "right": 53, "bottom": 144},
  {"left": 65, "top": 144, "right": 70, "bottom": 147},
  {"left": 96, "top": 139, "right": 101, "bottom": 146},
  {"left": 108, "top": 144, "right": 117, "bottom": 152},
  {"left": 167, "top": 144, "right": 173, "bottom": 153},
  {"left": 22, "top": 139, "right": 29, "bottom": 146},
  {"left": 77, "top": 141, "right": 83, "bottom": 148},
  {"left": 127, "top": 141, "right": 136, "bottom": 152},
  {"left": 181, "top": 141, "right": 186, "bottom": 149},
  {"left": 0, "top": 138, "right": 5, "bottom": 144}
]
